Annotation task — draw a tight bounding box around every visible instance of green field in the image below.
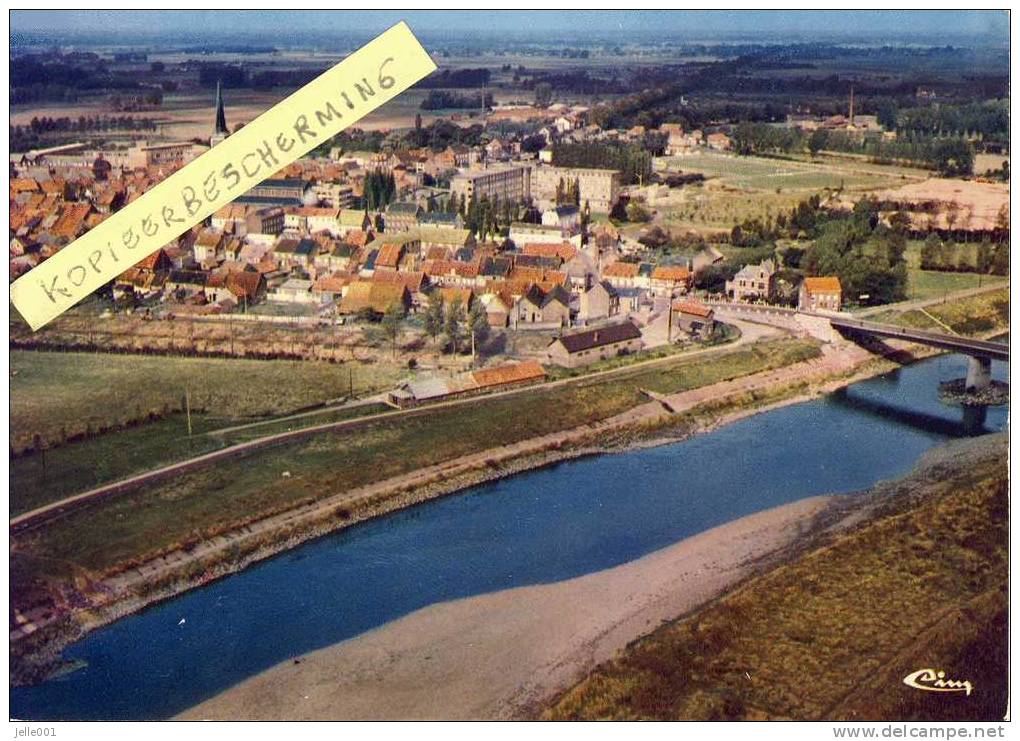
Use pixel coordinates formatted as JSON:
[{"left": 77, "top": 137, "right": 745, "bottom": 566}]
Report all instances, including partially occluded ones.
[
  {"left": 906, "top": 270, "right": 1006, "bottom": 302},
  {"left": 12, "top": 337, "right": 822, "bottom": 586},
  {"left": 547, "top": 435, "right": 1008, "bottom": 720},
  {"left": 659, "top": 151, "right": 908, "bottom": 192},
  {"left": 9, "top": 351, "right": 407, "bottom": 455}
]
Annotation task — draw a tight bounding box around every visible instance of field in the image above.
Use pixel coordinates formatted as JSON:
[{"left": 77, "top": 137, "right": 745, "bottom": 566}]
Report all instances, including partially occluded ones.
[
  {"left": 9, "top": 350, "right": 406, "bottom": 454},
  {"left": 648, "top": 150, "right": 920, "bottom": 234},
  {"left": 905, "top": 269, "right": 1005, "bottom": 302},
  {"left": 660, "top": 151, "right": 916, "bottom": 192},
  {"left": 11, "top": 337, "right": 822, "bottom": 587},
  {"left": 868, "top": 287, "right": 1010, "bottom": 335},
  {"left": 547, "top": 434, "right": 1008, "bottom": 720}
]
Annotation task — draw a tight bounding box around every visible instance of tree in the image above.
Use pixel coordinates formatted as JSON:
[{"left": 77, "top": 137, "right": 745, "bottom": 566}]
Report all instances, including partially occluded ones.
[
  {"left": 626, "top": 201, "right": 652, "bottom": 223},
  {"left": 423, "top": 294, "right": 445, "bottom": 347},
  {"left": 534, "top": 82, "right": 553, "bottom": 108},
  {"left": 444, "top": 298, "right": 465, "bottom": 354},
  {"left": 931, "top": 138, "right": 974, "bottom": 177},
  {"left": 381, "top": 302, "right": 404, "bottom": 357},
  {"left": 877, "top": 101, "right": 899, "bottom": 131},
  {"left": 808, "top": 128, "right": 828, "bottom": 156},
  {"left": 467, "top": 301, "right": 490, "bottom": 358}
]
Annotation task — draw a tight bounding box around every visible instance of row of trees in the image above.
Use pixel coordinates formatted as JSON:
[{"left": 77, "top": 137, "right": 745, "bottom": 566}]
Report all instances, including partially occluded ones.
[
  {"left": 422, "top": 296, "right": 490, "bottom": 355},
  {"left": 551, "top": 141, "right": 653, "bottom": 185},
  {"left": 893, "top": 100, "right": 1009, "bottom": 141},
  {"left": 919, "top": 234, "right": 1009, "bottom": 275},
  {"left": 420, "top": 90, "right": 493, "bottom": 111},
  {"left": 810, "top": 129, "right": 975, "bottom": 177},
  {"left": 21, "top": 114, "right": 158, "bottom": 135},
  {"left": 363, "top": 171, "right": 397, "bottom": 210}
]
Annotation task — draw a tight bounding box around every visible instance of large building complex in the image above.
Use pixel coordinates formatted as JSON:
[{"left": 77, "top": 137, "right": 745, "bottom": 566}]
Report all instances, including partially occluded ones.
[
  {"left": 450, "top": 165, "right": 531, "bottom": 205},
  {"left": 531, "top": 165, "right": 621, "bottom": 214}
]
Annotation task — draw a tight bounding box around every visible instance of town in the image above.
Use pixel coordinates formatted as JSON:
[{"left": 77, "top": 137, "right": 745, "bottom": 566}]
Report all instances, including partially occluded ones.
[
  {"left": 8, "top": 11, "right": 1011, "bottom": 727},
  {"left": 11, "top": 77, "right": 1009, "bottom": 395}
]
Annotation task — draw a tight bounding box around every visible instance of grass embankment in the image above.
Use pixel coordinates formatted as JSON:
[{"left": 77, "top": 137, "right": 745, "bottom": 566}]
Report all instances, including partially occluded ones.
[
  {"left": 547, "top": 434, "right": 1008, "bottom": 721},
  {"left": 10, "top": 402, "right": 389, "bottom": 517},
  {"left": 868, "top": 287, "right": 1009, "bottom": 335},
  {"left": 12, "top": 337, "right": 821, "bottom": 590}
]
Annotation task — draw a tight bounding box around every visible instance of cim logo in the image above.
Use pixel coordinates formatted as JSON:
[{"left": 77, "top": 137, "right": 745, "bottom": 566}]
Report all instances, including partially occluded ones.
[{"left": 902, "top": 668, "right": 973, "bottom": 696}]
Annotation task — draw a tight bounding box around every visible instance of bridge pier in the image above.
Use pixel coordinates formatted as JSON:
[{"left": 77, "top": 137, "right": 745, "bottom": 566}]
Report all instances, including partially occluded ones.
[{"left": 965, "top": 356, "right": 992, "bottom": 392}]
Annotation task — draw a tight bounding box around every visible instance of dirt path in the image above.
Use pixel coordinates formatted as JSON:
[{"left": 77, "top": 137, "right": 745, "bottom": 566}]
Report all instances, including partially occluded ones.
[
  {"left": 853, "top": 282, "right": 1007, "bottom": 318},
  {"left": 179, "top": 495, "right": 838, "bottom": 720},
  {"left": 94, "top": 340, "right": 863, "bottom": 612},
  {"left": 11, "top": 318, "right": 778, "bottom": 533}
]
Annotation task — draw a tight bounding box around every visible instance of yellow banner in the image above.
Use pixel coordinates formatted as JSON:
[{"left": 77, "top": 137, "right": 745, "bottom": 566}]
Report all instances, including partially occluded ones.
[{"left": 10, "top": 22, "right": 436, "bottom": 330}]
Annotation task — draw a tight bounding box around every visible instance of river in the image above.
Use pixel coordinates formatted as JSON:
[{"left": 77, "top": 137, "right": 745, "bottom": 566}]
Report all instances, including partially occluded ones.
[{"left": 10, "top": 351, "right": 1009, "bottom": 720}]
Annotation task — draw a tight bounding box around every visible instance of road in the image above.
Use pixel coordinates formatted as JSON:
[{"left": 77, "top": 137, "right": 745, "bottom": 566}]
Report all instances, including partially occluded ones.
[
  {"left": 10, "top": 317, "right": 781, "bottom": 533},
  {"left": 853, "top": 282, "right": 1007, "bottom": 318}
]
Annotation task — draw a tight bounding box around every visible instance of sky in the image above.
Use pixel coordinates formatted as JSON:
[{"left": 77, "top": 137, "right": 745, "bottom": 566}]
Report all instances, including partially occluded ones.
[{"left": 8, "top": 10, "right": 1010, "bottom": 42}]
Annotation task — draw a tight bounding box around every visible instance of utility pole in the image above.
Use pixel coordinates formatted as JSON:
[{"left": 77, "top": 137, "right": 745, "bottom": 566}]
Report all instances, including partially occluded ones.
[{"left": 185, "top": 387, "right": 193, "bottom": 437}]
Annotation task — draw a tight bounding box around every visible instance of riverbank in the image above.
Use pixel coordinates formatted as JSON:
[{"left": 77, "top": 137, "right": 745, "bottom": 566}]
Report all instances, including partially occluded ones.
[
  {"left": 180, "top": 496, "right": 842, "bottom": 720},
  {"left": 180, "top": 431, "right": 1007, "bottom": 720},
  {"left": 547, "top": 432, "right": 1008, "bottom": 721},
  {"left": 9, "top": 328, "right": 1001, "bottom": 686}
]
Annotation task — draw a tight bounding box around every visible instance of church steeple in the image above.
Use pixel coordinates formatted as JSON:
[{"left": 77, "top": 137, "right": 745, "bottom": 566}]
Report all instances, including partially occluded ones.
[
  {"left": 209, "top": 81, "right": 231, "bottom": 147},
  {"left": 214, "top": 80, "right": 229, "bottom": 136}
]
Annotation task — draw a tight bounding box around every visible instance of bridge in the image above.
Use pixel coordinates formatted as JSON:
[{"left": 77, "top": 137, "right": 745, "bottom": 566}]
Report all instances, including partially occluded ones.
[
  {"left": 705, "top": 301, "right": 1008, "bottom": 392},
  {"left": 829, "top": 317, "right": 1008, "bottom": 391}
]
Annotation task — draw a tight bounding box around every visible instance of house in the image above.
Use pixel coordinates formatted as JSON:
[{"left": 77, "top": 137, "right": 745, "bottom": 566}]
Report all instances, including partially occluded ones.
[
  {"left": 273, "top": 236, "right": 319, "bottom": 271},
  {"left": 706, "top": 132, "right": 732, "bottom": 151},
  {"left": 578, "top": 280, "right": 619, "bottom": 323},
  {"left": 269, "top": 278, "right": 318, "bottom": 304},
  {"left": 419, "top": 211, "right": 464, "bottom": 230},
  {"left": 338, "top": 280, "right": 411, "bottom": 316},
  {"left": 521, "top": 242, "right": 577, "bottom": 263},
  {"left": 211, "top": 204, "right": 249, "bottom": 232},
  {"left": 245, "top": 207, "right": 285, "bottom": 243},
  {"left": 671, "top": 300, "right": 716, "bottom": 339},
  {"left": 374, "top": 241, "right": 405, "bottom": 272},
  {"left": 284, "top": 206, "right": 341, "bottom": 236},
  {"left": 509, "top": 221, "right": 572, "bottom": 247},
  {"left": 798, "top": 276, "right": 843, "bottom": 312},
  {"left": 602, "top": 260, "right": 642, "bottom": 290},
  {"left": 387, "top": 361, "right": 545, "bottom": 408},
  {"left": 115, "top": 248, "right": 172, "bottom": 297},
  {"left": 311, "top": 273, "right": 351, "bottom": 303},
  {"left": 546, "top": 320, "right": 643, "bottom": 368},
  {"left": 315, "top": 242, "right": 360, "bottom": 273},
  {"left": 165, "top": 269, "right": 210, "bottom": 299},
  {"left": 371, "top": 270, "right": 427, "bottom": 310},
  {"left": 512, "top": 283, "right": 571, "bottom": 327},
  {"left": 417, "top": 226, "right": 474, "bottom": 252},
  {"left": 725, "top": 259, "right": 776, "bottom": 302},
  {"left": 384, "top": 202, "right": 422, "bottom": 232},
  {"left": 478, "top": 291, "right": 511, "bottom": 327},
  {"left": 337, "top": 209, "right": 372, "bottom": 236},
  {"left": 432, "top": 286, "right": 475, "bottom": 312},
  {"left": 193, "top": 228, "right": 226, "bottom": 265},
  {"left": 649, "top": 265, "right": 693, "bottom": 296},
  {"left": 541, "top": 205, "right": 581, "bottom": 232},
  {"left": 225, "top": 269, "right": 267, "bottom": 307}
]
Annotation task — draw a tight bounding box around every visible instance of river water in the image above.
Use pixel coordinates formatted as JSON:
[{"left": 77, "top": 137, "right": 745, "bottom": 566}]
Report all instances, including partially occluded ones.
[{"left": 10, "top": 351, "right": 1008, "bottom": 720}]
